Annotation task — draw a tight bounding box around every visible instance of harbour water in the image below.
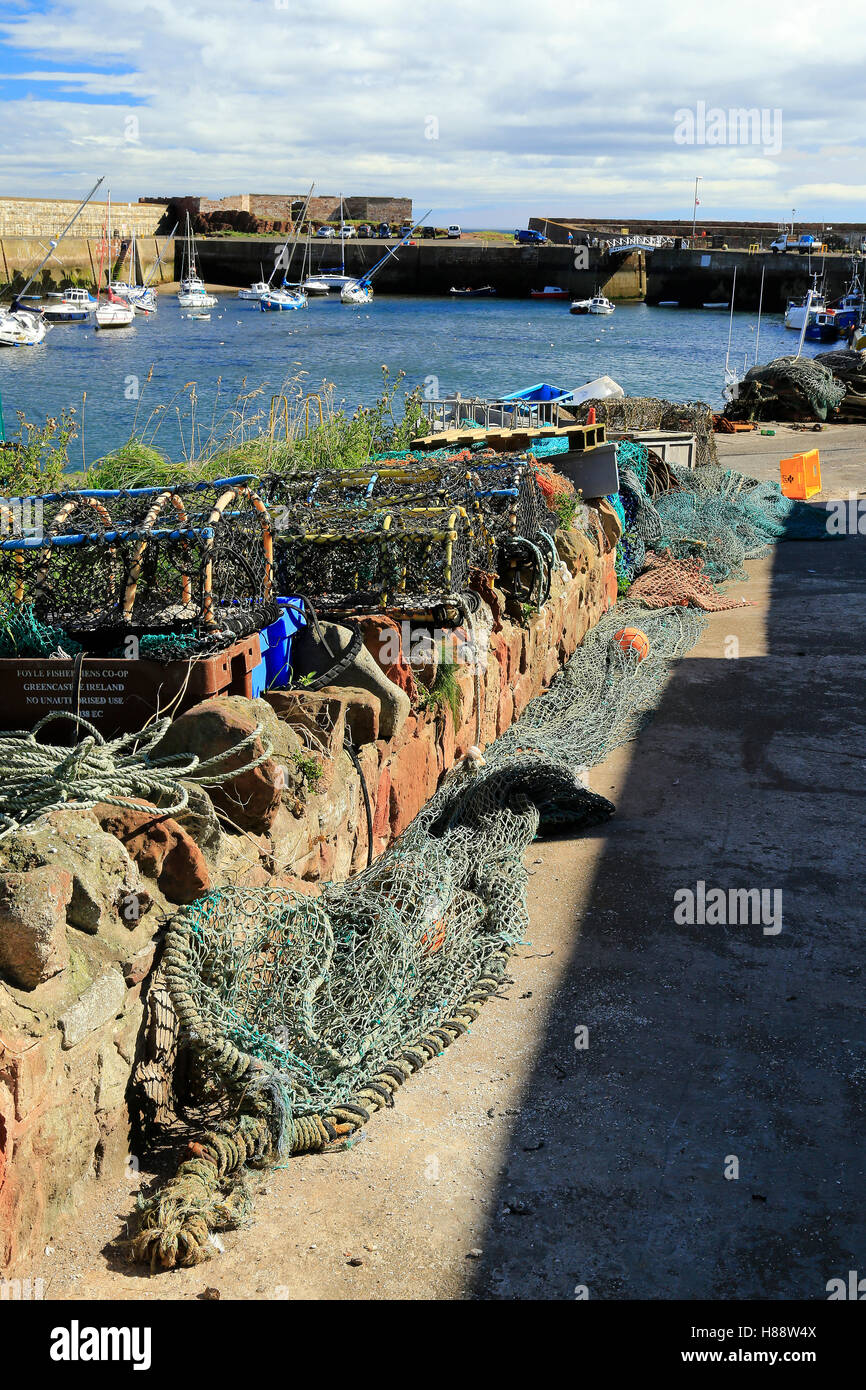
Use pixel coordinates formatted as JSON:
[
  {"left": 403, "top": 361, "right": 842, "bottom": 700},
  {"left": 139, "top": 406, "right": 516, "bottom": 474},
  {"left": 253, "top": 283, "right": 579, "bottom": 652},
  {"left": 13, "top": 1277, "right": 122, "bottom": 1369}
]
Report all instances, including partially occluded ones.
[{"left": 0, "top": 295, "right": 834, "bottom": 465}]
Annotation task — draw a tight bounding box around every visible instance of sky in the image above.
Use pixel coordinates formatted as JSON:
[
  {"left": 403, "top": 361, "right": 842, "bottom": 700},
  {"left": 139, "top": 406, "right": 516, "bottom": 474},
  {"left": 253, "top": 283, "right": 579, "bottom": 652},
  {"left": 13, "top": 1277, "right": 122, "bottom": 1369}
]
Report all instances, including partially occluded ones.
[{"left": 0, "top": 0, "right": 865, "bottom": 226}]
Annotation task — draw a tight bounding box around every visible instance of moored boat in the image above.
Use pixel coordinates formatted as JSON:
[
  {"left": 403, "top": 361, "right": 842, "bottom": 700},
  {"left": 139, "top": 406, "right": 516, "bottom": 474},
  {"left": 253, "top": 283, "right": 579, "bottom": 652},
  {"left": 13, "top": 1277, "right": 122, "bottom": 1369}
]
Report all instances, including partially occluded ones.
[
  {"left": 41, "top": 288, "right": 95, "bottom": 323},
  {"left": 260, "top": 286, "right": 307, "bottom": 311},
  {"left": 178, "top": 214, "right": 218, "bottom": 309},
  {"left": 588, "top": 294, "right": 615, "bottom": 315},
  {"left": 0, "top": 306, "right": 49, "bottom": 347},
  {"left": 340, "top": 279, "right": 373, "bottom": 306},
  {"left": 530, "top": 285, "right": 569, "bottom": 299},
  {"left": 449, "top": 285, "right": 496, "bottom": 297}
]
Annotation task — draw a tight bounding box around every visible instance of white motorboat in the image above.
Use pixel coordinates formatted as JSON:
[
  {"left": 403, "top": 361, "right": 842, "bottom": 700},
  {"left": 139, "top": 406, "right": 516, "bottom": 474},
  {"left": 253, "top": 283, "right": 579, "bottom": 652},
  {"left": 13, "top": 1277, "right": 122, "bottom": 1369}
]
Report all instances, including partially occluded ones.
[
  {"left": 238, "top": 281, "right": 271, "bottom": 301},
  {"left": 340, "top": 279, "right": 373, "bottom": 306},
  {"left": 588, "top": 294, "right": 615, "bottom": 315},
  {"left": 569, "top": 298, "right": 592, "bottom": 314},
  {"left": 0, "top": 306, "right": 49, "bottom": 346},
  {"left": 41, "top": 287, "right": 95, "bottom": 322}
]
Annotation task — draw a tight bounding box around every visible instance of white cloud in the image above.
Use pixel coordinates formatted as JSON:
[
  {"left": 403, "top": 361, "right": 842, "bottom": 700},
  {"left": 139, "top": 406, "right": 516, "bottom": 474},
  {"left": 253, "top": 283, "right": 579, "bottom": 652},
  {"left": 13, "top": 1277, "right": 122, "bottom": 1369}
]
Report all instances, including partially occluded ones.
[{"left": 1, "top": 0, "right": 865, "bottom": 221}]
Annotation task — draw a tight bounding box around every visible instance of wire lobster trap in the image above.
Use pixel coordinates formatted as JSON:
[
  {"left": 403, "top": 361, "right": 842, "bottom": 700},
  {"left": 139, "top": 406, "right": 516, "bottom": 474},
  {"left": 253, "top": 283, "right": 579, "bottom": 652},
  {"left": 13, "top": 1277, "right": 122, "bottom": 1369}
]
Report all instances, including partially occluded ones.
[
  {"left": 272, "top": 502, "right": 488, "bottom": 611},
  {"left": 0, "top": 480, "right": 276, "bottom": 651}
]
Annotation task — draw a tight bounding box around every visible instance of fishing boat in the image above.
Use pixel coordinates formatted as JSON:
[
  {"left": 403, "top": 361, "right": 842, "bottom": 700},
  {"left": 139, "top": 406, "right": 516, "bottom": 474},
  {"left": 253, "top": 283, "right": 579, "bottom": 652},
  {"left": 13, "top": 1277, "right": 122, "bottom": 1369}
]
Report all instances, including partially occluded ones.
[
  {"left": 41, "top": 288, "right": 96, "bottom": 323},
  {"left": 830, "top": 263, "right": 864, "bottom": 332},
  {"left": 785, "top": 275, "right": 825, "bottom": 330},
  {"left": 178, "top": 214, "right": 218, "bottom": 308},
  {"left": 530, "top": 286, "right": 569, "bottom": 299},
  {"left": 805, "top": 309, "right": 839, "bottom": 343},
  {"left": 449, "top": 285, "right": 496, "bottom": 298},
  {"left": 588, "top": 294, "right": 615, "bottom": 315}
]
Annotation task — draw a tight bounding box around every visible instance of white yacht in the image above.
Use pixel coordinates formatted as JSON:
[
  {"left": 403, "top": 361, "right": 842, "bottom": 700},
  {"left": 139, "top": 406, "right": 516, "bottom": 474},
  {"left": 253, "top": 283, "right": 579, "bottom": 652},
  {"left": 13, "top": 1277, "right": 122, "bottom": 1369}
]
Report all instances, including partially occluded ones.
[
  {"left": 178, "top": 214, "right": 218, "bottom": 308},
  {"left": 340, "top": 279, "right": 373, "bottom": 305},
  {"left": 94, "top": 296, "right": 135, "bottom": 330},
  {"left": 0, "top": 305, "right": 49, "bottom": 346}
]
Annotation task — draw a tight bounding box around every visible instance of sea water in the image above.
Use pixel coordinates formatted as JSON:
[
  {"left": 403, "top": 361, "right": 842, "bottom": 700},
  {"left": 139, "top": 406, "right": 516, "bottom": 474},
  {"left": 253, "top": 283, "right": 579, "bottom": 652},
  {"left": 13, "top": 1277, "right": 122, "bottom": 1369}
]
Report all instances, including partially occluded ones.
[{"left": 0, "top": 295, "right": 830, "bottom": 465}]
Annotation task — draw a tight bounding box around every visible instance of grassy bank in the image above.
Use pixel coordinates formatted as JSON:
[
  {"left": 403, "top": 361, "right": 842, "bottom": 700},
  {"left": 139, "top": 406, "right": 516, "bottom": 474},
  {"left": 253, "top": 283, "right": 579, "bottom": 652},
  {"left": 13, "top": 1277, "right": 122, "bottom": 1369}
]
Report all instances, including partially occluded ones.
[{"left": 0, "top": 369, "right": 428, "bottom": 495}]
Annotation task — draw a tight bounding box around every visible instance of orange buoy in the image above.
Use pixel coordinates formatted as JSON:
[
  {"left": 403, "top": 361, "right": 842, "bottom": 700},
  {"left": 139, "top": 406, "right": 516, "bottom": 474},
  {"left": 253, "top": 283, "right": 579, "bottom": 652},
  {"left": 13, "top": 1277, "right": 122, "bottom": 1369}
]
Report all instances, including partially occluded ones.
[{"left": 613, "top": 627, "right": 650, "bottom": 660}]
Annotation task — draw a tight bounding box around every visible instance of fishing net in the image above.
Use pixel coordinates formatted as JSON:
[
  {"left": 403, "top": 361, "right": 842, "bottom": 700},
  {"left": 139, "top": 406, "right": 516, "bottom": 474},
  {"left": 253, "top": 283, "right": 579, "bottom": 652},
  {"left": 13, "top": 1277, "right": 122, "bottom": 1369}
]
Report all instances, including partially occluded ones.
[
  {"left": 130, "top": 444, "right": 836, "bottom": 1269},
  {"left": 133, "top": 600, "right": 703, "bottom": 1268},
  {"left": 571, "top": 397, "right": 719, "bottom": 470},
  {"left": 724, "top": 355, "right": 847, "bottom": 422}
]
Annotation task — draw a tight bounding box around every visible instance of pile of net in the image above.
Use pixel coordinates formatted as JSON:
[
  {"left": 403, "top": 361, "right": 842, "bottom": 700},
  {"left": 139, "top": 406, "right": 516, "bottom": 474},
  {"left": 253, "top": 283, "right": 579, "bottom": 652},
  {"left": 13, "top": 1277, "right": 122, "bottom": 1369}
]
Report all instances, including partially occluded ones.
[
  {"left": 131, "top": 601, "right": 704, "bottom": 1269},
  {"left": 723, "top": 355, "right": 847, "bottom": 423},
  {"left": 612, "top": 458, "right": 831, "bottom": 598},
  {"left": 569, "top": 396, "right": 719, "bottom": 471},
  {"left": 129, "top": 453, "right": 831, "bottom": 1270},
  {"left": 813, "top": 349, "right": 866, "bottom": 424}
]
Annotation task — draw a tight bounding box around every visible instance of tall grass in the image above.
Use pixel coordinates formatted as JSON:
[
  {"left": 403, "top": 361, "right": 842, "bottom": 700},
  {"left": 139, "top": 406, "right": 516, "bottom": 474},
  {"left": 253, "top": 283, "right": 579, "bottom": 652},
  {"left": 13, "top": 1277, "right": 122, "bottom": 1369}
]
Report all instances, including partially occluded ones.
[{"left": 87, "top": 367, "right": 429, "bottom": 490}]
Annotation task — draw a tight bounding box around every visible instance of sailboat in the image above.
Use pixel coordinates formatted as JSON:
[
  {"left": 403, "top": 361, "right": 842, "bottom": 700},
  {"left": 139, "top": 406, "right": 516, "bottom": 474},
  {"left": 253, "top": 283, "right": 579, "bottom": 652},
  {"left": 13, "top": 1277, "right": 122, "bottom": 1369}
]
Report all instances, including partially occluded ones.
[
  {"left": 260, "top": 187, "right": 312, "bottom": 311},
  {"left": 178, "top": 213, "right": 218, "bottom": 308},
  {"left": 94, "top": 195, "right": 135, "bottom": 330},
  {"left": 0, "top": 175, "right": 106, "bottom": 345},
  {"left": 304, "top": 193, "right": 356, "bottom": 294},
  {"left": 339, "top": 212, "right": 431, "bottom": 306}
]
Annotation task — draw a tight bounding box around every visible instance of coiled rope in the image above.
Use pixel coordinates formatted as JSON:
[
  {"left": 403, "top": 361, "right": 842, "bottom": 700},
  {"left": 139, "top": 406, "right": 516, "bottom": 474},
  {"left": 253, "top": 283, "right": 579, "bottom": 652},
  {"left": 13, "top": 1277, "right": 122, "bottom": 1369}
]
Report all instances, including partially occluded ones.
[{"left": 0, "top": 711, "right": 275, "bottom": 840}]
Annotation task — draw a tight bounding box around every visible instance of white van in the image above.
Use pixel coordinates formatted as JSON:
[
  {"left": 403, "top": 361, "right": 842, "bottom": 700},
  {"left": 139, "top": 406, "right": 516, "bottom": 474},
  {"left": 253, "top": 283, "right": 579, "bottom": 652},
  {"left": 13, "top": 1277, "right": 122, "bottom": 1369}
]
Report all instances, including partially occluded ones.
[
  {"left": 340, "top": 223, "right": 357, "bottom": 238},
  {"left": 447, "top": 224, "right": 461, "bottom": 239}
]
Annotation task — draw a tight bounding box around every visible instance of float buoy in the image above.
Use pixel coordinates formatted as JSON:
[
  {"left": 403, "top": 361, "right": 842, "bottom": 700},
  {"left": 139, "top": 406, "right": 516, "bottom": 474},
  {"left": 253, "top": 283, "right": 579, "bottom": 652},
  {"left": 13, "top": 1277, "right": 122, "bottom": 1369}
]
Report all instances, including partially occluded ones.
[{"left": 613, "top": 627, "right": 650, "bottom": 660}]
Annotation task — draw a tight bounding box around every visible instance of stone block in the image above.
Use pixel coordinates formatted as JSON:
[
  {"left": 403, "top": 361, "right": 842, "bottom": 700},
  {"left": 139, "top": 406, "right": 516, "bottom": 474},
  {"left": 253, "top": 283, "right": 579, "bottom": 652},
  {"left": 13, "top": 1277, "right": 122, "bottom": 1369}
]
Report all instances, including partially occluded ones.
[
  {"left": 0, "top": 866, "right": 72, "bottom": 990},
  {"left": 59, "top": 970, "right": 126, "bottom": 1050}
]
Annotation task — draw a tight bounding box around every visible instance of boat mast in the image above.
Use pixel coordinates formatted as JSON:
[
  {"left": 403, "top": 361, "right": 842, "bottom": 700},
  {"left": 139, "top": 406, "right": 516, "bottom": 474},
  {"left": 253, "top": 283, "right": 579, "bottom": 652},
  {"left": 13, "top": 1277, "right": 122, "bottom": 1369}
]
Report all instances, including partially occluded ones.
[
  {"left": 355, "top": 209, "right": 432, "bottom": 288},
  {"left": 14, "top": 175, "right": 105, "bottom": 303},
  {"left": 754, "top": 265, "right": 765, "bottom": 364}
]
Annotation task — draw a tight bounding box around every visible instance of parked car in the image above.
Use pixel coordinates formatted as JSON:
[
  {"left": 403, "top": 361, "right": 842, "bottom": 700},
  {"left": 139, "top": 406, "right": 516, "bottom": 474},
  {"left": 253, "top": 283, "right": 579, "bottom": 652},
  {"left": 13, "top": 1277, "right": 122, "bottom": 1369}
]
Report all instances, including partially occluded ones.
[
  {"left": 316, "top": 225, "right": 336, "bottom": 238},
  {"left": 356, "top": 223, "right": 373, "bottom": 238},
  {"left": 514, "top": 228, "right": 548, "bottom": 245},
  {"left": 340, "top": 223, "right": 356, "bottom": 238},
  {"left": 400, "top": 222, "right": 414, "bottom": 237},
  {"left": 377, "top": 222, "right": 391, "bottom": 238},
  {"left": 447, "top": 224, "right": 461, "bottom": 239}
]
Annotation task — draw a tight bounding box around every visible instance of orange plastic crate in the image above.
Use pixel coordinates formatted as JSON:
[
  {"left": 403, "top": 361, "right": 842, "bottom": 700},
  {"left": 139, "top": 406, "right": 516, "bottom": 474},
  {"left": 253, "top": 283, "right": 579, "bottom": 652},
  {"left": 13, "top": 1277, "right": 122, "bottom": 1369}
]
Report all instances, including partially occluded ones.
[{"left": 779, "top": 449, "right": 821, "bottom": 500}]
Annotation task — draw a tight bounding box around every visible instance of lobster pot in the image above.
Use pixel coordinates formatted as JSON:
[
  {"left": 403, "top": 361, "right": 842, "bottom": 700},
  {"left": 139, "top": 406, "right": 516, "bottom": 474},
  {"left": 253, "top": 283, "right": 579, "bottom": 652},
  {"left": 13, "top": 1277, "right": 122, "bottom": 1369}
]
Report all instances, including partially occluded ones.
[
  {"left": 472, "top": 460, "right": 556, "bottom": 542},
  {"left": 0, "top": 483, "right": 275, "bottom": 648},
  {"left": 262, "top": 464, "right": 470, "bottom": 516},
  {"left": 273, "top": 506, "right": 479, "bottom": 609}
]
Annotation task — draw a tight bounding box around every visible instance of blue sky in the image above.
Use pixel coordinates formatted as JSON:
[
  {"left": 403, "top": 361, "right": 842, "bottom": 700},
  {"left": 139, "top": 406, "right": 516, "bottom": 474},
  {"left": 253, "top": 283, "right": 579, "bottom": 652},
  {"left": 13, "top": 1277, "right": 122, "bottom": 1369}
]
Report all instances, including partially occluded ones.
[{"left": 0, "top": 0, "right": 865, "bottom": 226}]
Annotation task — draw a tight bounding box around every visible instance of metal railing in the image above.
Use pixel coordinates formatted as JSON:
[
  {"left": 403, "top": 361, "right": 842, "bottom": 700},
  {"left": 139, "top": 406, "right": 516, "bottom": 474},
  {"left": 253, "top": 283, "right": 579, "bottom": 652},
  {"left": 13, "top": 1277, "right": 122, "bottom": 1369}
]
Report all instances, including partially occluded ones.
[{"left": 420, "top": 396, "right": 570, "bottom": 433}]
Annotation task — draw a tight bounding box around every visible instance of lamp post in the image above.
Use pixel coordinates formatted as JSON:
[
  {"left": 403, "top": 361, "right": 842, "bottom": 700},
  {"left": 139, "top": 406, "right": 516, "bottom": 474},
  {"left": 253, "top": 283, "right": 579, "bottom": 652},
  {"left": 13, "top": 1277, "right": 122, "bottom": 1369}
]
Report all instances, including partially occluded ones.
[{"left": 691, "top": 177, "right": 702, "bottom": 248}]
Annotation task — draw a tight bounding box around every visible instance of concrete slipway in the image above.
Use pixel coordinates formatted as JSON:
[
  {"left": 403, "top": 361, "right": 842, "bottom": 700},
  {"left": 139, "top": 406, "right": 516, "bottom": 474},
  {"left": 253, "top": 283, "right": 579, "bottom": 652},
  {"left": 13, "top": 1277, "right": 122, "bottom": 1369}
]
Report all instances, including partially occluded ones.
[{"left": 45, "top": 427, "right": 866, "bottom": 1301}]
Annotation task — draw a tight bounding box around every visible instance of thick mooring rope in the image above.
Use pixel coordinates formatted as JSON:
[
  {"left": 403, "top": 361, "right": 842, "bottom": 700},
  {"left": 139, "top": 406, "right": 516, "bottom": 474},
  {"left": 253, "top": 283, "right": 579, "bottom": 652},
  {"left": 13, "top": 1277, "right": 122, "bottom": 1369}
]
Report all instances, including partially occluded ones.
[{"left": 0, "top": 712, "right": 275, "bottom": 839}]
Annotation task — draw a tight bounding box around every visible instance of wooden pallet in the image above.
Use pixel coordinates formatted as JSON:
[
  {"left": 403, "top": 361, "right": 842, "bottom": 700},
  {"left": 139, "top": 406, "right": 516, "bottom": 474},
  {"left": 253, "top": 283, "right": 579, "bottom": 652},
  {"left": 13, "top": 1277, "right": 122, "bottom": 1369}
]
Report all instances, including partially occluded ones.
[{"left": 410, "top": 422, "right": 606, "bottom": 453}]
